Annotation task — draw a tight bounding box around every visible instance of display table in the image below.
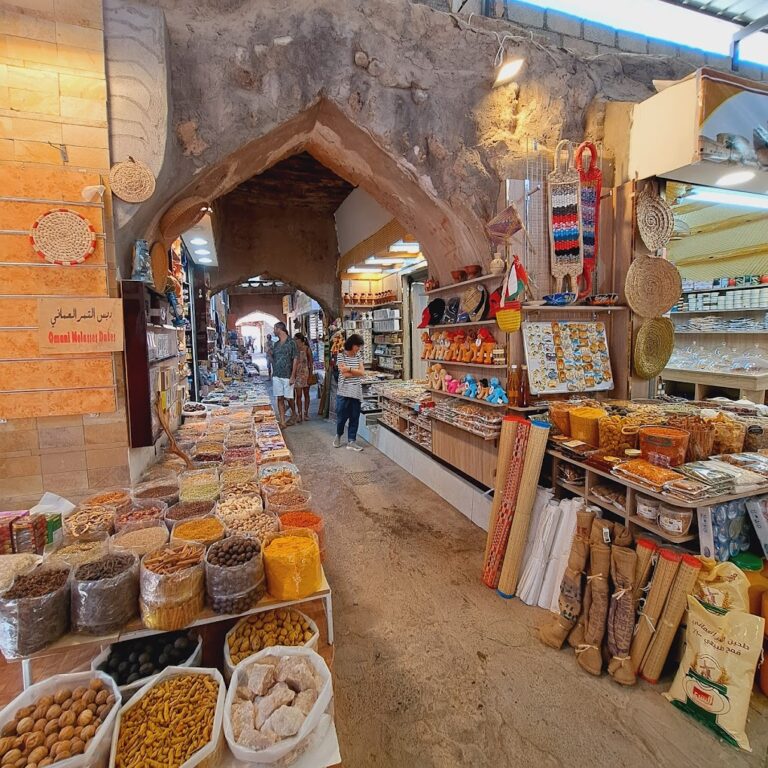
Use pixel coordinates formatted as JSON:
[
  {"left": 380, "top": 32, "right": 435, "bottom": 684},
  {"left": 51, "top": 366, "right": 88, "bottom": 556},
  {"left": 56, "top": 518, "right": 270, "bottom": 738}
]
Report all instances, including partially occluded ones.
[
  {"left": 549, "top": 449, "right": 768, "bottom": 549},
  {"left": 14, "top": 569, "right": 333, "bottom": 689}
]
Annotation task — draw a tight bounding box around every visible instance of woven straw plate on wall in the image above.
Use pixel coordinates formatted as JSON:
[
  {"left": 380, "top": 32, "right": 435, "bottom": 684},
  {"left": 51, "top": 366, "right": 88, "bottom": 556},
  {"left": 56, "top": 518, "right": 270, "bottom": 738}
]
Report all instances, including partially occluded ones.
[
  {"left": 624, "top": 255, "right": 681, "bottom": 318},
  {"left": 30, "top": 208, "right": 97, "bottom": 265},
  {"left": 109, "top": 158, "right": 156, "bottom": 203},
  {"left": 634, "top": 317, "right": 675, "bottom": 379},
  {"left": 636, "top": 187, "right": 675, "bottom": 251}
]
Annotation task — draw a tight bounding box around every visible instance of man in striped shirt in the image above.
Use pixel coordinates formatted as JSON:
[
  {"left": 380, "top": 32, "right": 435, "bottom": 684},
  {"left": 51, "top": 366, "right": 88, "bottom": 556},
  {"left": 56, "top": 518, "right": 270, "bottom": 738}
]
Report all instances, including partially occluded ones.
[{"left": 333, "top": 333, "right": 365, "bottom": 451}]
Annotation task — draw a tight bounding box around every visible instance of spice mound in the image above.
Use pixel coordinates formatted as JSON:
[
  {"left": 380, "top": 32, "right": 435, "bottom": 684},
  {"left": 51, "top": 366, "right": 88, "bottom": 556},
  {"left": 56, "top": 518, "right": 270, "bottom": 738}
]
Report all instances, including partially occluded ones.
[
  {"left": 75, "top": 553, "right": 134, "bottom": 581},
  {"left": 4, "top": 567, "right": 68, "bottom": 599},
  {"left": 143, "top": 543, "right": 204, "bottom": 576},
  {"left": 113, "top": 673, "right": 219, "bottom": 768},
  {"left": 172, "top": 516, "right": 225, "bottom": 546},
  {"left": 112, "top": 524, "right": 168, "bottom": 557},
  {"left": 0, "top": 676, "right": 116, "bottom": 767}
]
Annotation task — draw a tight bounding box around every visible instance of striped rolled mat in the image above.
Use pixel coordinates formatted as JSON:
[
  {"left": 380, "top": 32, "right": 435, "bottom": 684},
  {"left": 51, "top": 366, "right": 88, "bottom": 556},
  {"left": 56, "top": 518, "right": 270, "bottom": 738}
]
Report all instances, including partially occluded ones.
[
  {"left": 483, "top": 416, "right": 517, "bottom": 565},
  {"left": 639, "top": 554, "right": 702, "bottom": 684},
  {"left": 496, "top": 420, "right": 551, "bottom": 597},
  {"left": 629, "top": 548, "right": 681, "bottom": 673},
  {"left": 482, "top": 417, "right": 530, "bottom": 589}
]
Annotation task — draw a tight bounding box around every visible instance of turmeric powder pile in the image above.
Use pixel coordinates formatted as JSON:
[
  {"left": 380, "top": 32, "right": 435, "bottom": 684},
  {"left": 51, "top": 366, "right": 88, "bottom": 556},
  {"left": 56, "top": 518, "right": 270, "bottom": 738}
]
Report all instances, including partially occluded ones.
[
  {"left": 114, "top": 673, "right": 218, "bottom": 767},
  {"left": 263, "top": 534, "right": 321, "bottom": 600},
  {"left": 172, "top": 516, "right": 224, "bottom": 546}
]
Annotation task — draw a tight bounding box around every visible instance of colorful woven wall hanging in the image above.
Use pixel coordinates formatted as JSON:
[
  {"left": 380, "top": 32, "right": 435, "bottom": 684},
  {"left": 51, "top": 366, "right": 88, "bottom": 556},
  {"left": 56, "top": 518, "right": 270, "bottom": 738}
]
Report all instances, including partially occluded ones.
[
  {"left": 548, "top": 140, "right": 583, "bottom": 294},
  {"left": 575, "top": 141, "right": 602, "bottom": 299}
]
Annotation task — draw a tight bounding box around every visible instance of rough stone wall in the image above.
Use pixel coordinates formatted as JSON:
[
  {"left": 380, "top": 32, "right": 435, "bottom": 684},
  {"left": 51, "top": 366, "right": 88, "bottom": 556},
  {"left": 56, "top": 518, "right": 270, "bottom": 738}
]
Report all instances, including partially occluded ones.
[
  {"left": 106, "top": 0, "right": 701, "bottom": 287},
  {"left": 211, "top": 195, "right": 342, "bottom": 315}
]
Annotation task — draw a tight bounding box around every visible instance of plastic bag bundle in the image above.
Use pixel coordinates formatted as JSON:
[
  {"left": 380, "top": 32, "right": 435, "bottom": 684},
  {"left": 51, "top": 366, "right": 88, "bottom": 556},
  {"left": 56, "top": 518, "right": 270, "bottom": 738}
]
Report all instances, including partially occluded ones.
[
  {"left": 0, "top": 564, "right": 70, "bottom": 657},
  {"left": 72, "top": 553, "right": 139, "bottom": 634},
  {"left": 263, "top": 531, "right": 322, "bottom": 601},
  {"left": 205, "top": 537, "right": 266, "bottom": 615},
  {"left": 665, "top": 596, "right": 764, "bottom": 751}
]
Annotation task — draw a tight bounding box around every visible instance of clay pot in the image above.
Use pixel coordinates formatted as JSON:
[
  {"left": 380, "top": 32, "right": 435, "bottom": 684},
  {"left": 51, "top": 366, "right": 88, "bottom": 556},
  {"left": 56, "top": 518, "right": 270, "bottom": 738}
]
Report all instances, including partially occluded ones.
[
  {"left": 451, "top": 269, "right": 467, "bottom": 283},
  {"left": 490, "top": 254, "right": 506, "bottom": 276},
  {"left": 464, "top": 264, "right": 482, "bottom": 278}
]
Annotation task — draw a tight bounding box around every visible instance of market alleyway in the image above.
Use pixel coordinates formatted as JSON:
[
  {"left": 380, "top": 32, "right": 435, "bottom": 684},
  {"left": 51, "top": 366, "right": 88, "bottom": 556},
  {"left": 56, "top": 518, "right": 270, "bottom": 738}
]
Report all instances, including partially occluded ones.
[{"left": 284, "top": 417, "right": 768, "bottom": 768}]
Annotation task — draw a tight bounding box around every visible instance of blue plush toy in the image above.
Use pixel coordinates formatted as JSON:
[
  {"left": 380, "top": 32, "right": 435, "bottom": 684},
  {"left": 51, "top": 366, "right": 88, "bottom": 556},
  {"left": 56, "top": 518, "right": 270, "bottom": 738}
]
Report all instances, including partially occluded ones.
[
  {"left": 486, "top": 377, "right": 508, "bottom": 404},
  {"left": 463, "top": 374, "right": 478, "bottom": 399}
]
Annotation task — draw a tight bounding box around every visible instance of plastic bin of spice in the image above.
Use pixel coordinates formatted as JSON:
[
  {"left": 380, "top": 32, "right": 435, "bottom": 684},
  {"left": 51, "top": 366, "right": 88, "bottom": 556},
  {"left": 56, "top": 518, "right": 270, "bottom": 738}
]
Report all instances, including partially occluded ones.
[
  {"left": 0, "top": 563, "right": 71, "bottom": 657},
  {"left": 204, "top": 536, "right": 265, "bottom": 614},
  {"left": 48, "top": 531, "right": 109, "bottom": 567},
  {"left": 165, "top": 500, "right": 217, "bottom": 529},
  {"left": 178, "top": 468, "right": 220, "bottom": 504},
  {"left": 635, "top": 495, "right": 660, "bottom": 523},
  {"left": 132, "top": 478, "right": 180, "bottom": 507},
  {"left": 171, "top": 515, "right": 225, "bottom": 548},
  {"left": 263, "top": 530, "right": 322, "bottom": 601},
  {"left": 279, "top": 511, "right": 326, "bottom": 562},
  {"left": 115, "top": 499, "right": 167, "bottom": 531},
  {"left": 111, "top": 520, "right": 169, "bottom": 558},
  {"left": 63, "top": 504, "right": 117, "bottom": 538},
  {"left": 638, "top": 426, "right": 690, "bottom": 468},
  {"left": 267, "top": 489, "right": 312, "bottom": 516},
  {"left": 568, "top": 406, "right": 608, "bottom": 446},
  {"left": 72, "top": 552, "right": 139, "bottom": 634},
  {"left": 109, "top": 667, "right": 225, "bottom": 768}
]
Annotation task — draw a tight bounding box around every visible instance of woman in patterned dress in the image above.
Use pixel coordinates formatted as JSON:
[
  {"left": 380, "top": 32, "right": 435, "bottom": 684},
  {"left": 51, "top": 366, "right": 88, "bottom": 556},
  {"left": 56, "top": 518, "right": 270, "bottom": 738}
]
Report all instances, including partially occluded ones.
[{"left": 293, "top": 333, "right": 313, "bottom": 422}]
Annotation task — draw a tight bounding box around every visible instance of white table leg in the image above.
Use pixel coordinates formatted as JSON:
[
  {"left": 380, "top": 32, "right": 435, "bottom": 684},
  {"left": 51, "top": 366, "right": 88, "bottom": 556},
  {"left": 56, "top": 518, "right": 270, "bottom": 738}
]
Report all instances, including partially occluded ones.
[
  {"left": 323, "top": 593, "right": 334, "bottom": 645},
  {"left": 21, "top": 659, "right": 32, "bottom": 689}
]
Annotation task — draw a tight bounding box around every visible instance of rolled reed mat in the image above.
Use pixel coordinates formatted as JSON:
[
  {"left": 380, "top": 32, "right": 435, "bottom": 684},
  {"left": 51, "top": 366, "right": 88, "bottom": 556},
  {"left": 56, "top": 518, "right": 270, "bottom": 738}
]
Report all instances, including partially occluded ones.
[
  {"left": 496, "top": 421, "right": 551, "bottom": 596},
  {"left": 484, "top": 416, "right": 517, "bottom": 563},
  {"left": 482, "top": 418, "right": 530, "bottom": 588},
  {"left": 632, "top": 537, "right": 658, "bottom": 604},
  {"left": 629, "top": 548, "right": 681, "bottom": 673},
  {"left": 639, "top": 554, "right": 702, "bottom": 684}
]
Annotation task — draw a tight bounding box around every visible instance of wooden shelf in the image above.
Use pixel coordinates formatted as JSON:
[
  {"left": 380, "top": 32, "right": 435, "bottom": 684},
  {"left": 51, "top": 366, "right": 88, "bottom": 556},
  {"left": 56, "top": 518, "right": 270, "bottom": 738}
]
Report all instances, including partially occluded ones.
[
  {"left": 522, "top": 305, "right": 628, "bottom": 313},
  {"left": 427, "top": 411, "right": 499, "bottom": 441},
  {"left": 673, "top": 330, "right": 766, "bottom": 335},
  {"left": 587, "top": 492, "right": 626, "bottom": 518},
  {"left": 661, "top": 368, "right": 768, "bottom": 388},
  {"left": 670, "top": 307, "right": 768, "bottom": 314},
  {"left": 556, "top": 478, "right": 585, "bottom": 496},
  {"left": 344, "top": 301, "right": 401, "bottom": 309},
  {"left": 431, "top": 360, "right": 506, "bottom": 369},
  {"left": 427, "top": 319, "right": 497, "bottom": 329},
  {"left": 425, "top": 274, "right": 503, "bottom": 294},
  {"left": 430, "top": 389, "right": 507, "bottom": 408},
  {"left": 629, "top": 515, "right": 697, "bottom": 544},
  {"left": 682, "top": 284, "right": 765, "bottom": 295}
]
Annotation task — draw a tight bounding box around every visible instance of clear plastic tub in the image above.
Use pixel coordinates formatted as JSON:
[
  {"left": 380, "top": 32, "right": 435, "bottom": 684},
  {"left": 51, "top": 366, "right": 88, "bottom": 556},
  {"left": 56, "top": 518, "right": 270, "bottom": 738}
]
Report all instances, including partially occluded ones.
[
  {"left": 132, "top": 478, "right": 180, "bottom": 507},
  {"left": 267, "top": 489, "right": 312, "bottom": 516},
  {"left": 635, "top": 495, "right": 660, "bottom": 522},
  {"left": 115, "top": 499, "right": 167, "bottom": 531},
  {"left": 179, "top": 468, "right": 220, "bottom": 504},
  {"left": 639, "top": 426, "right": 690, "bottom": 468},
  {"left": 658, "top": 505, "right": 694, "bottom": 536}
]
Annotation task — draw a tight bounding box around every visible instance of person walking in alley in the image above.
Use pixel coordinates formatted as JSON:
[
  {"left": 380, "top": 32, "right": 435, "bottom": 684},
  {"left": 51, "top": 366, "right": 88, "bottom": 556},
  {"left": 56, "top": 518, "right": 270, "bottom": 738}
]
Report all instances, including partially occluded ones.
[
  {"left": 265, "top": 332, "right": 274, "bottom": 379},
  {"left": 272, "top": 322, "right": 298, "bottom": 427},
  {"left": 334, "top": 333, "right": 365, "bottom": 451},
  {"left": 293, "top": 332, "right": 313, "bottom": 422}
]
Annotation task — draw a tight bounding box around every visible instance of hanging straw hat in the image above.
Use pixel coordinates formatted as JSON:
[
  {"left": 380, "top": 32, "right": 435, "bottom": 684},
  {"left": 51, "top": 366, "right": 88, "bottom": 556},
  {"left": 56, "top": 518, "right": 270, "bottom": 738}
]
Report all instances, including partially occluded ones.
[
  {"left": 634, "top": 318, "right": 675, "bottom": 379},
  {"left": 624, "top": 255, "right": 681, "bottom": 318},
  {"left": 159, "top": 196, "right": 208, "bottom": 241},
  {"left": 109, "top": 157, "right": 156, "bottom": 203},
  {"left": 150, "top": 242, "right": 169, "bottom": 293},
  {"left": 30, "top": 208, "right": 97, "bottom": 265},
  {"left": 636, "top": 187, "right": 675, "bottom": 251}
]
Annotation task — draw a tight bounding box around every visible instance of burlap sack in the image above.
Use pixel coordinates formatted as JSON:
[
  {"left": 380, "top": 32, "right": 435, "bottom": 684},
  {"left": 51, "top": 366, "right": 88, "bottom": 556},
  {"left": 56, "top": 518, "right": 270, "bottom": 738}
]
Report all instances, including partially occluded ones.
[
  {"left": 576, "top": 541, "right": 611, "bottom": 675},
  {"left": 606, "top": 546, "right": 638, "bottom": 686}
]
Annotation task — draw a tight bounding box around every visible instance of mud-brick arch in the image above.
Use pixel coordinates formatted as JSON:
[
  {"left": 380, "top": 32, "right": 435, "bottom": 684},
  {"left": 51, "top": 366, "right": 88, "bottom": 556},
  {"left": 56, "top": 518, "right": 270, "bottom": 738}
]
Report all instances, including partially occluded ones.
[{"left": 228, "top": 293, "right": 288, "bottom": 326}]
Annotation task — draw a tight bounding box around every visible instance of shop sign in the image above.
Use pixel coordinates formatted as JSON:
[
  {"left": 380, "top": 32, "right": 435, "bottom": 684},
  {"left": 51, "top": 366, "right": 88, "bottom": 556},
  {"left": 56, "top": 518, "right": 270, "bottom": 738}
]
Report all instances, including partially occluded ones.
[{"left": 38, "top": 298, "right": 124, "bottom": 354}]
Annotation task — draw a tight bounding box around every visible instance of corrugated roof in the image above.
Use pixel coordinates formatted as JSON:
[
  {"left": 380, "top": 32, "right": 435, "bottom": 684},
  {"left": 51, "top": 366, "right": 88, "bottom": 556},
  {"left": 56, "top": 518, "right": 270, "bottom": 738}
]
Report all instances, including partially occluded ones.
[{"left": 660, "top": 0, "right": 768, "bottom": 26}]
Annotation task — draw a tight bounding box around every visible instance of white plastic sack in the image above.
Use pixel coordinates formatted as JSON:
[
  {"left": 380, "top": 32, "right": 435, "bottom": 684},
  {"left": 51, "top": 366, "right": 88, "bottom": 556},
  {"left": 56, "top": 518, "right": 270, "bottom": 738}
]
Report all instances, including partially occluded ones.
[
  {"left": 540, "top": 498, "right": 579, "bottom": 612},
  {"left": 223, "top": 611, "right": 319, "bottom": 683},
  {"left": 224, "top": 646, "right": 333, "bottom": 765},
  {"left": 0, "top": 671, "right": 120, "bottom": 768},
  {"left": 90, "top": 633, "right": 203, "bottom": 701},
  {"left": 109, "top": 666, "right": 225, "bottom": 768}
]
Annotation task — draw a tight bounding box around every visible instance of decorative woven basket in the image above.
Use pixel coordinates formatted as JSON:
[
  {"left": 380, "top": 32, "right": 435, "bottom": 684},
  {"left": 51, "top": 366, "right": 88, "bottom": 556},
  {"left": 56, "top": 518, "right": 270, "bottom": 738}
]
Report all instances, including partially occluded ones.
[
  {"left": 496, "top": 302, "right": 522, "bottom": 333},
  {"left": 634, "top": 318, "right": 674, "bottom": 379},
  {"left": 109, "top": 157, "right": 156, "bottom": 203},
  {"left": 624, "top": 255, "right": 681, "bottom": 318},
  {"left": 30, "top": 208, "right": 96, "bottom": 265},
  {"left": 460, "top": 285, "right": 482, "bottom": 315},
  {"left": 486, "top": 202, "right": 523, "bottom": 244},
  {"left": 636, "top": 187, "right": 675, "bottom": 251},
  {"left": 159, "top": 196, "right": 208, "bottom": 241},
  {"left": 150, "top": 241, "right": 169, "bottom": 292}
]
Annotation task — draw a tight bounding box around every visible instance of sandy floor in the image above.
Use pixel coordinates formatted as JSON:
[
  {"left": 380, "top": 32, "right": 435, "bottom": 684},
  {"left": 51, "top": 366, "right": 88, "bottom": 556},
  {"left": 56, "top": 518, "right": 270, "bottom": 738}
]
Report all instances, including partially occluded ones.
[{"left": 284, "top": 415, "right": 768, "bottom": 768}]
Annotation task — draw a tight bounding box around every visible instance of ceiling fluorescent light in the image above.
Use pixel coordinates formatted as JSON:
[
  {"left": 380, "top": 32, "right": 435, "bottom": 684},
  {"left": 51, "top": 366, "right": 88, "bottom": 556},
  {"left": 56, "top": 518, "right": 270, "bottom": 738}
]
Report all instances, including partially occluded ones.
[
  {"left": 716, "top": 170, "right": 756, "bottom": 187},
  {"left": 190, "top": 237, "right": 208, "bottom": 246},
  {"left": 194, "top": 249, "right": 211, "bottom": 256},
  {"left": 388, "top": 242, "right": 421, "bottom": 253},
  {"left": 366, "top": 257, "right": 407, "bottom": 265},
  {"left": 198, "top": 257, "right": 213, "bottom": 264},
  {"left": 688, "top": 188, "right": 768, "bottom": 210},
  {"left": 348, "top": 266, "right": 382, "bottom": 273}
]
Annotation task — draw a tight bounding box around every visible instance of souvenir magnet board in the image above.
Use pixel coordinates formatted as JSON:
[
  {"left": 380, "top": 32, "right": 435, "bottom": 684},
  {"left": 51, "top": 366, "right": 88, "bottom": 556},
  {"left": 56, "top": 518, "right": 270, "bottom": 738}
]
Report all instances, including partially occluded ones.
[{"left": 522, "top": 320, "right": 613, "bottom": 395}]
